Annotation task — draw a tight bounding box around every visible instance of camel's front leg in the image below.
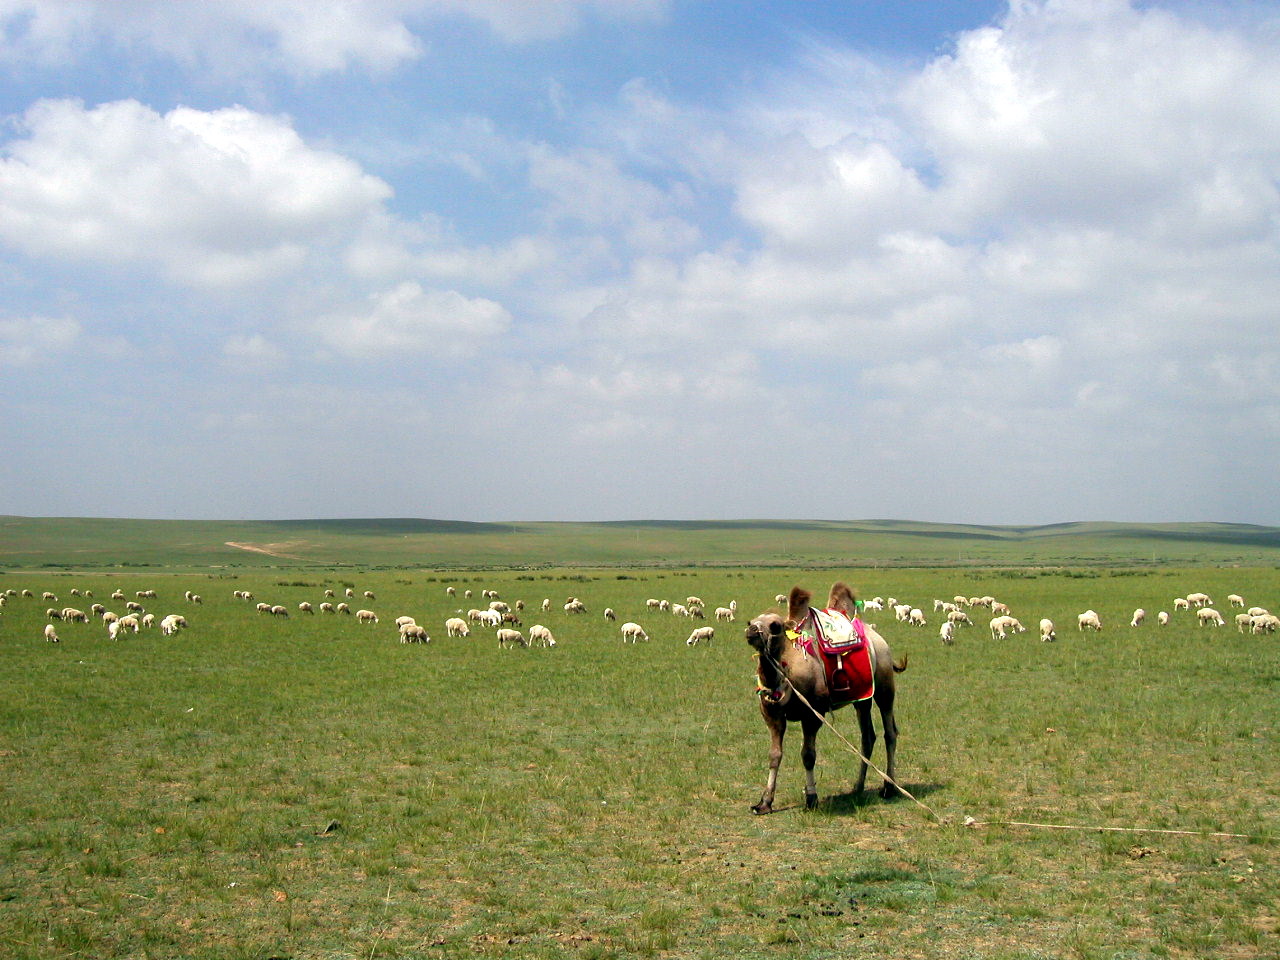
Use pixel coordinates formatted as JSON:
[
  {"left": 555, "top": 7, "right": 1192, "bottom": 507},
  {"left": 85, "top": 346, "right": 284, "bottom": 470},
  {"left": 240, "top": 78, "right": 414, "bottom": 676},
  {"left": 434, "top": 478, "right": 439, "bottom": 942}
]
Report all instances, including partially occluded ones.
[
  {"left": 753, "top": 715, "right": 785, "bottom": 814},
  {"left": 800, "top": 716, "right": 823, "bottom": 809}
]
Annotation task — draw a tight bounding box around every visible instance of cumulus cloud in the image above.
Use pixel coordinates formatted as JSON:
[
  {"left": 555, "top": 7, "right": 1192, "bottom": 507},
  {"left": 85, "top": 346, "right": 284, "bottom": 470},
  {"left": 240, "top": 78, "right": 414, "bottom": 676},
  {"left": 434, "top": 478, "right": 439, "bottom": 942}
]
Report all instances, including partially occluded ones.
[
  {"left": 314, "top": 281, "right": 512, "bottom": 358},
  {"left": 0, "top": 98, "right": 393, "bottom": 288}
]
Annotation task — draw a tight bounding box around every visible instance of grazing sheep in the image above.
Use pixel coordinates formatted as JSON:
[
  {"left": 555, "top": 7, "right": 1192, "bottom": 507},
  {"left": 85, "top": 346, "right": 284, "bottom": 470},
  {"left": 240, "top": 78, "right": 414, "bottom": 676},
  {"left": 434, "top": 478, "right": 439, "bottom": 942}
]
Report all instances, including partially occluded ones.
[
  {"left": 514, "top": 600, "right": 525, "bottom": 611},
  {"left": 646, "top": 598, "right": 662, "bottom": 610},
  {"left": 345, "top": 588, "right": 354, "bottom": 598},
  {"left": 142, "top": 613, "right": 155, "bottom": 628},
  {"left": 939, "top": 621, "right": 955, "bottom": 645},
  {"left": 299, "top": 602, "right": 314, "bottom": 614},
  {"left": 44, "top": 623, "right": 59, "bottom": 643},
  {"left": 1227, "top": 594, "right": 1245, "bottom": 607},
  {"left": 894, "top": 604, "right": 912, "bottom": 622},
  {"left": 1235, "top": 612, "right": 1254, "bottom": 633},
  {"left": 947, "top": 610, "right": 972, "bottom": 627},
  {"left": 1130, "top": 608, "right": 1145, "bottom": 627},
  {"left": 501, "top": 612, "right": 523, "bottom": 627},
  {"left": 160, "top": 614, "right": 187, "bottom": 636},
  {"left": 1173, "top": 597, "right": 1190, "bottom": 611},
  {"left": 46, "top": 608, "right": 62, "bottom": 620},
  {"left": 446, "top": 586, "right": 456, "bottom": 597},
  {"left": 1187, "top": 592, "right": 1212, "bottom": 608},
  {"left": 989, "top": 615, "right": 1014, "bottom": 640},
  {"left": 108, "top": 619, "right": 125, "bottom": 641},
  {"left": 496, "top": 628, "right": 526, "bottom": 649},
  {"left": 863, "top": 599, "right": 884, "bottom": 612},
  {"left": 445, "top": 617, "right": 470, "bottom": 638},
  {"left": 1077, "top": 610, "right": 1102, "bottom": 632},
  {"left": 1196, "top": 608, "right": 1225, "bottom": 627},
  {"left": 529, "top": 624, "right": 557, "bottom": 647},
  {"left": 117, "top": 614, "right": 141, "bottom": 633},
  {"left": 395, "top": 616, "right": 417, "bottom": 630},
  {"left": 61, "top": 607, "right": 88, "bottom": 623},
  {"left": 715, "top": 606, "right": 736, "bottom": 621},
  {"left": 1157, "top": 611, "right": 1170, "bottom": 626},
  {"left": 356, "top": 609, "right": 379, "bottom": 624},
  {"left": 541, "top": 598, "right": 551, "bottom": 612},
  {"left": 400, "top": 624, "right": 430, "bottom": 643},
  {"left": 256, "top": 602, "right": 271, "bottom": 614},
  {"left": 336, "top": 603, "right": 351, "bottom": 615},
  {"left": 671, "top": 603, "right": 690, "bottom": 617},
  {"left": 325, "top": 589, "right": 335, "bottom": 598},
  {"left": 1247, "top": 606, "right": 1269, "bottom": 618},
  {"left": 126, "top": 601, "right": 144, "bottom": 613},
  {"left": 1039, "top": 618, "right": 1056, "bottom": 643},
  {"left": 686, "top": 626, "right": 715, "bottom": 646},
  {"left": 270, "top": 605, "right": 289, "bottom": 618},
  {"left": 319, "top": 602, "right": 335, "bottom": 614},
  {"left": 620, "top": 622, "right": 649, "bottom": 643},
  {"left": 563, "top": 599, "right": 586, "bottom": 614},
  {"left": 476, "top": 609, "right": 502, "bottom": 628},
  {"left": 908, "top": 608, "right": 926, "bottom": 626},
  {"left": 42, "top": 592, "right": 57, "bottom": 602},
  {"left": 488, "top": 600, "right": 510, "bottom": 614},
  {"left": 101, "top": 611, "right": 119, "bottom": 625},
  {"left": 991, "top": 601, "right": 1010, "bottom": 616},
  {"left": 603, "top": 607, "right": 617, "bottom": 621},
  {"left": 1250, "top": 614, "right": 1279, "bottom": 634},
  {"left": 363, "top": 591, "right": 375, "bottom": 600}
]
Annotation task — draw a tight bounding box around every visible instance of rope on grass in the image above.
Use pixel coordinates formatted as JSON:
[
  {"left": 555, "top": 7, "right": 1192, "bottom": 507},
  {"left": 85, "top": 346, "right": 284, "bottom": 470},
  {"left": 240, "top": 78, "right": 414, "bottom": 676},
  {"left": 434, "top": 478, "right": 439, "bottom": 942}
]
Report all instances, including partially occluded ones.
[{"left": 960, "top": 818, "right": 1269, "bottom": 842}]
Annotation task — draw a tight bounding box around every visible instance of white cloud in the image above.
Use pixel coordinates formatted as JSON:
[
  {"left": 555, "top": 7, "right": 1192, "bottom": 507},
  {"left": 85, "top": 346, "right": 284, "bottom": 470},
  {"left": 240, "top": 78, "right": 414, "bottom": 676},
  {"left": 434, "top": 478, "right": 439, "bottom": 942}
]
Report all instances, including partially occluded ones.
[
  {"left": 314, "top": 281, "right": 512, "bottom": 358},
  {"left": 0, "top": 98, "right": 392, "bottom": 288},
  {"left": 0, "top": 314, "right": 79, "bottom": 364},
  {"left": 0, "top": 0, "right": 669, "bottom": 76}
]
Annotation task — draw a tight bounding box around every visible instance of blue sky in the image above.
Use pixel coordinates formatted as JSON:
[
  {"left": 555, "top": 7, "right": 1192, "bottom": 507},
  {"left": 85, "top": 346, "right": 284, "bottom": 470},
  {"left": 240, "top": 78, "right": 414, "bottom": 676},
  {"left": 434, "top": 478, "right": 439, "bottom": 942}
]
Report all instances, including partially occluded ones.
[{"left": 1, "top": 0, "right": 1278, "bottom": 524}]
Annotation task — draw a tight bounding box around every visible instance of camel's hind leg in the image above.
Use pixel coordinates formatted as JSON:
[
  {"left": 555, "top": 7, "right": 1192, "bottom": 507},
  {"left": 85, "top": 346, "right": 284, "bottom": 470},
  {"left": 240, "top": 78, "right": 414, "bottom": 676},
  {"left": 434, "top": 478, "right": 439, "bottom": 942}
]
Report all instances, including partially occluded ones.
[
  {"left": 852, "top": 701, "right": 876, "bottom": 795},
  {"left": 877, "top": 686, "right": 900, "bottom": 799}
]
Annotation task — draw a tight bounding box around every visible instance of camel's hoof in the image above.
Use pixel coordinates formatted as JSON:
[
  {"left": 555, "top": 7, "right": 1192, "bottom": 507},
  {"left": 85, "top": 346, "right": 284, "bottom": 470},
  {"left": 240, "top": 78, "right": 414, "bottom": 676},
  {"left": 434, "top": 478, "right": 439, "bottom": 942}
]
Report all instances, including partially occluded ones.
[
  {"left": 805, "top": 793, "right": 818, "bottom": 810},
  {"left": 751, "top": 802, "right": 772, "bottom": 815},
  {"left": 880, "top": 783, "right": 901, "bottom": 800}
]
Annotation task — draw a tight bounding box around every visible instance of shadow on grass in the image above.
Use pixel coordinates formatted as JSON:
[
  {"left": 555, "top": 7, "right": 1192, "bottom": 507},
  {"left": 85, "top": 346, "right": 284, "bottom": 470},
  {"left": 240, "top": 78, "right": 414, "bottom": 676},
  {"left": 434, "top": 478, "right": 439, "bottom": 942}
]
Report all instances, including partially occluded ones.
[{"left": 818, "top": 781, "right": 947, "bottom": 816}]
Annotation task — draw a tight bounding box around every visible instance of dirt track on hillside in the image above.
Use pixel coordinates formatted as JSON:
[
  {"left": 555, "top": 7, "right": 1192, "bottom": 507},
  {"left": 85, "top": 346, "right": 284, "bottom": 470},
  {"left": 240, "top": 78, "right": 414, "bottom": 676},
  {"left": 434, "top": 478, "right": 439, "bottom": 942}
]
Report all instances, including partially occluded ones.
[{"left": 224, "top": 541, "right": 310, "bottom": 560}]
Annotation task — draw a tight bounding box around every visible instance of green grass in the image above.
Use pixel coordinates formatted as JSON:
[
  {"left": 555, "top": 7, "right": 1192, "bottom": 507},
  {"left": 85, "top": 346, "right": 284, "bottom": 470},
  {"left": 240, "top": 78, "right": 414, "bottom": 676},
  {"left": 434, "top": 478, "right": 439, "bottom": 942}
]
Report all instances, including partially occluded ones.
[
  {"left": 4, "top": 516, "right": 1280, "bottom": 570},
  {"left": 0, "top": 565, "right": 1276, "bottom": 958}
]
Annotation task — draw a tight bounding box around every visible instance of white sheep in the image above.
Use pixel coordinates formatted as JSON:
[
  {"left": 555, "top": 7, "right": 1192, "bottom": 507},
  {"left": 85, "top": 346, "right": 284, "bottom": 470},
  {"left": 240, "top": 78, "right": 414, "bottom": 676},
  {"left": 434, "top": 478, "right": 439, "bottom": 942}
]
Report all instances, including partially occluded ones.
[
  {"left": 620, "top": 622, "right": 648, "bottom": 643},
  {"left": 714, "top": 606, "right": 736, "bottom": 621},
  {"left": 1039, "top": 618, "right": 1056, "bottom": 642},
  {"left": 1077, "top": 610, "right": 1102, "bottom": 631},
  {"left": 141, "top": 613, "right": 155, "bottom": 628},
  {"left": 908, "top": 608, "right": 926, "bottom": 626},
  {"left": 395, "top": 616, "right": 417, "bottom": 630},
  {"left": 1173, "top": 597, "right": 1190, "bottom": 611},
  {"left": 1157, "top": 611, "right": 1170, "bottom": 626},
  {"left": 160, "top": 614, "right": 186, "bottom": 636},
  {"left": 336, "top": 602, "right": 351, "bottom": 615},
  {"left": 1250, "top": 614, "right": 1278, "bottom": 634},
  {"left": 319, "top": 602, "right": 335, "bottom": 614},
  {"left": 476, "top": 609, "right": 502, "bottom": 628},
  {"left": 497, "top": 628, "right": 526, "bottom": 648},
  {"left": 270, "top": 605, "right": 289, "bottom": 618},
  {"left": 299, "top": 602, "right": 314, "bottom": 614},
  {"left": 686, "top": 626, "right": 715, "bottom": 646},
  {"left": 44, "top": 623, "right": 59, "bottom": 642},
  {"left": 989, "top": 615, "right": 1013, "bottom": 640},
  {"left": 400, "top": 624, "right": 430, "bottom": 643},
  {"left": 1235, "top": 612, "right": 1254, "bottom": 633},
  {"left": 1227, "top": 594, "right": 1245, "bottom": 607},
  {"left": 563, "top": 599, "right": 586, "bottom": 614},
  {"left": 603, "top": 607, "right": 617, "bottom": 621},
  {"left": 646, "top": 598, "right": 662, "bottom": 610},
  {"left": 529, "top": 624, "right": 557, "bottom": 647},
  {"left": 947, "top": 610, "right": 972, "bottom": 627},
  {"left": 356, "top": 609, "right": 379, "bottom": 624},
  {"left": 1130, "top": 608, "right": 1145, "bottom": 627},
  {"left": 939, "top": 621, "right": 955, "bottom": 645},
  {"left": 1196, "top": 608, "right": 1225, "bottom": 627},
  {"left": 445, "top": 617, "right": 470, "bottom": 638},
  {"left": 1187, "top": 592, "right": 1212, "bottom": 608},
  {"left": 117, "top": 614, "right": 141, "bottom": 633}
]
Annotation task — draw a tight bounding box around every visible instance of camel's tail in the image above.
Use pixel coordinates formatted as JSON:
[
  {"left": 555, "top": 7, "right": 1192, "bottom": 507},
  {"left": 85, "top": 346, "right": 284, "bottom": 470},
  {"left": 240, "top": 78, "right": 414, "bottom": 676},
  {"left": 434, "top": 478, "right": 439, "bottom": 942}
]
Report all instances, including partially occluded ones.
[{"left": 893, "top": 653, "right": 909, "bottom": 673}]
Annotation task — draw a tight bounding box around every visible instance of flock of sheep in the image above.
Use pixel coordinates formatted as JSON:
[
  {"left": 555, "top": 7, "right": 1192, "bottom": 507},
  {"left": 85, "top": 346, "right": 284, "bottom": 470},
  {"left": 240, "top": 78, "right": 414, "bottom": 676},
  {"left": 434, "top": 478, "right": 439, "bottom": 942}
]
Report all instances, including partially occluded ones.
[
  {"left": 869, "top": 590, "right": 1278, "bottom": 645},
  {"left": 8, "top": 579, "right": 1275, "bottom": 650}
]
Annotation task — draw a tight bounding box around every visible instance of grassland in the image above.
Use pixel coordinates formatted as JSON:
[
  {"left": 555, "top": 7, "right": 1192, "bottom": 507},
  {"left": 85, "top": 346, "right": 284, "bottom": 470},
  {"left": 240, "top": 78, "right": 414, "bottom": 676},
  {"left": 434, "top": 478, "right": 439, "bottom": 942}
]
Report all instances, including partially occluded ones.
[
  {"left": 1, "top": 561, "right": 1277, "bottom": 959},
  {"left": 3, "top": 516, "right": 1280, "bottom": 570}
]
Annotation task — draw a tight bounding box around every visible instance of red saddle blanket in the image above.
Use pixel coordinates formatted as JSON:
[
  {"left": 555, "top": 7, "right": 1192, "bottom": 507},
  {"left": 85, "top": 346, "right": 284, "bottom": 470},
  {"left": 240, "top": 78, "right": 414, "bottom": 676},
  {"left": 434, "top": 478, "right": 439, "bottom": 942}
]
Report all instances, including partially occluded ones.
[{"left": 790, "top": 609, "right": 876, "bottom": 704}]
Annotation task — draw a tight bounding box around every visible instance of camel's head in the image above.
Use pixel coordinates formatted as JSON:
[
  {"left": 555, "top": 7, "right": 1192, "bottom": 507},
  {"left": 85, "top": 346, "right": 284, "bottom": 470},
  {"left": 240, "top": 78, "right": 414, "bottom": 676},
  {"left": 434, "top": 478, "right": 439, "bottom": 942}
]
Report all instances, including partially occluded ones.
[{"left": 745, "top": 612, "right": 787, "bottom": 660}]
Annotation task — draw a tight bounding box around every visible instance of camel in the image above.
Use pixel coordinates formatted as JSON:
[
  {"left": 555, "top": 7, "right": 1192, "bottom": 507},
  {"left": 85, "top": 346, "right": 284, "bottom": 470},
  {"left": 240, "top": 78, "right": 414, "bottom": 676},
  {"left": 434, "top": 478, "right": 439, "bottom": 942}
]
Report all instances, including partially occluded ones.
[{"left": 745, "top": 582, "right": 907, "bottom": 814}]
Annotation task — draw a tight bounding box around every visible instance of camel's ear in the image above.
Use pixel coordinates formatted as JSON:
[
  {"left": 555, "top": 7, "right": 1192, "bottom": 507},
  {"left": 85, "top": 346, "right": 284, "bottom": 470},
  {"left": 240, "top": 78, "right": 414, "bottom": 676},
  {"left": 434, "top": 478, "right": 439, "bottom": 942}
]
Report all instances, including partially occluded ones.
[
  {"left": 787, "top": 586, "right": 812, "bottom": 625},
  {"left": 828, "top": 582, "right": 857, "bottom": 618}
]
